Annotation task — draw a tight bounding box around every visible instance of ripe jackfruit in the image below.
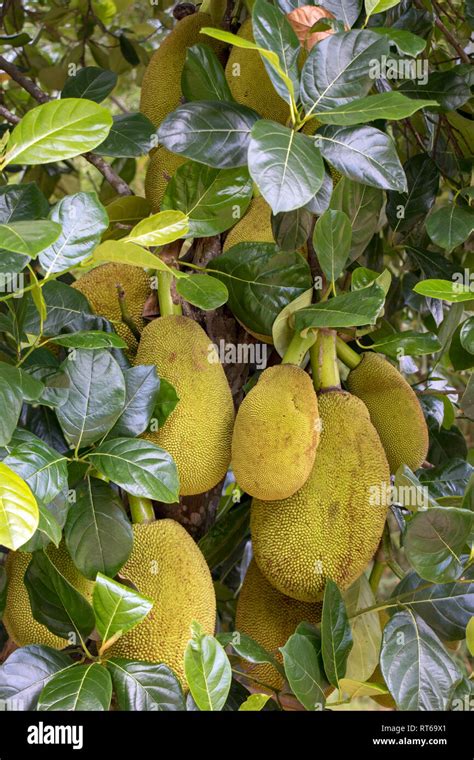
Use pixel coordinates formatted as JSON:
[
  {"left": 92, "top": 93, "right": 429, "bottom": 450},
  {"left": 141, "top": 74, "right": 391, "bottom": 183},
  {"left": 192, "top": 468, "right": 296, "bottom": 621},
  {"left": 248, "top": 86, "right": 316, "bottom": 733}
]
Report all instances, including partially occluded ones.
[
  {"left": 72, "top": 263, "right": 151, "bottom": 355},
  {"left": 231, "top": 365, "right": 319, "bottom": 500},
  {"left": 251, "top": 391, "right": 390, "bottom": 602},
  {"left": 225, "top": 19, "right": 290, "bottom": 124},
  {"left": 223, "top": 196, "right": 274, "bottom": 253},
  {"left": 108, "top": 520, "right": 216, "bottom": 685},
  {"left": 3, "top": 544, "right": 93, "bottom": 649},
  {"left": 136, "top": 315, "right": 234, "bottom": 496},
  {"left": 235, "top": 560, "right": 322, "bottom": 691},
  {"left": 145, "top": 147, "right": 187, "bottom": 212},
  {"left": 346, "top": 352, "right": 429, "bottom": 473},
  {"left": 140, "top": 13, "right": 225, "bottom": 129}
]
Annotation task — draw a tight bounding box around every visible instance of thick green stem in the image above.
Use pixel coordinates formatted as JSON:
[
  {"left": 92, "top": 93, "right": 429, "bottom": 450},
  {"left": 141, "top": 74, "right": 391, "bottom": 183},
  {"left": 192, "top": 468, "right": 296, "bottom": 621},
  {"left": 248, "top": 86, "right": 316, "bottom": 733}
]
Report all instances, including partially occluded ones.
[
  {"left": 157, "top": 271, "right": 177, "bottom": 317},
  {"left": 369, "top": 559, "right": 385, "bottom": 593},
  {"left": 335, "top": 336, "right": 362, "bottom": 370},
  {"left": 128, "top": 495, "right": 155, "bottom": 524},
  {"left": 282, "top": 329, "right": 317, "bottom": 366},
  {"left": 310, "top": 330, "right": 340, "bottom": 392},
  {"left": 117, "top": 285, "right": 141, "bottom": 341}
]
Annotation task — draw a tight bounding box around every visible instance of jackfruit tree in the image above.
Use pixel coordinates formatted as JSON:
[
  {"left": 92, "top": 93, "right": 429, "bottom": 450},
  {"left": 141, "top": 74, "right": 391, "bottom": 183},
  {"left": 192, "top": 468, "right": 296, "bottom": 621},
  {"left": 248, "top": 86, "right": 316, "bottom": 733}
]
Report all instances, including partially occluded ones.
[{"left": 0, "top": 0, "right": 471, "bottom": 722}]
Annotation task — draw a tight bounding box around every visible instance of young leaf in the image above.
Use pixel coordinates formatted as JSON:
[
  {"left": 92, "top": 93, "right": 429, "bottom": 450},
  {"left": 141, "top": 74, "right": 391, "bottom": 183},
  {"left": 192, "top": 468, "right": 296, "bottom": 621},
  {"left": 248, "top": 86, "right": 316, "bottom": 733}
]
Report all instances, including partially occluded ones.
[
  {"left": 184, "top": 621, "right": 232, "bottom": 711},
  {"left": 92, "top": 240, "right": 183, "bottom": 275},
  {"left": 413, "top": 279, "right": 473, "bottom": 303},
  {"left": 107, "top": 658, "right": 186, "bottom": 711},
  {"left": 3, "top": 432, "right": 68, "bottom": 504},
  {"left": 0, "top": 645, "right": 73, "bottom": 711},
  {"left": 93, "top": 573, "right": 153, "bottom": 648},
  {"left": 280, "top": 633, "right": 326, "bottom": 710},
  {"left": 65, "top": 478, "right": 133, "bottom": 580},
  {"left": 218, "top": 630, "right": 284, "bottom": 674},
  {"left": 321, "top": 579, "right": 353, "bottom": 687},
  {"left": 0, "top": 220, "right": 61, "bottom": 257},
  {"left": 87, "top": 438, "right": 179, "bottom": 503},
  {"left": 124, "top": 210, "right": 189, "bottom": 247},
  {"left": 37, "top": 662, "right": 112, "bottom": 711},
  {"left": 239, "top": 693, "right": 271, "bottom": 711},
  {"left": 5, "top": 99, "right": 113, "bottom": 166},
  {"left": 0, "top": 462, "right": 38, "bottom": 550},
  {"left": 344, "top": 575, "right": 381, "bottom": 683}
]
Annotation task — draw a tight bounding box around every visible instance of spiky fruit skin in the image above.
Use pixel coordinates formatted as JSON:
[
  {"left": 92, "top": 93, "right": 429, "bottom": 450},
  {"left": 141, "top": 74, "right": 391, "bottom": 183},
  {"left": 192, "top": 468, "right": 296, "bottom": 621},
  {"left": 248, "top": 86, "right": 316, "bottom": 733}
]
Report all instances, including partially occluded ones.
[
  {"left": 140, "top": 14, "right": 224, "bottom": 128},
  {"left": 72, "top": 263, "right": 150, "bottom": 355},
  {"left": 3, "top": 544, "right": 93, "bottom": 649},
  {"left": 236, "top": 560, "right": 322, "bottom": 691},
  {"left": 223, "top": 196, "right": 274, "bottom": 253},
  {"left": 108, "top": 520, "right": 216, "bottom": 685},
  {"left": 145, "top": 147, "right": 187, "bottom": 212},
  {"left": 232, "top": 365, "right": 319, "bottom": 500},
  {"left": 136, "top": 316, "right": 234, "bottom": 496},
  {"left": 251, "top": 391, "right": 390, "bottom": 602},
  {"left": 346, "top": 352, "right": 429, "bottom": 474},
  {"left": 225, "top": 19, "right": 289, "bottom": 124}
]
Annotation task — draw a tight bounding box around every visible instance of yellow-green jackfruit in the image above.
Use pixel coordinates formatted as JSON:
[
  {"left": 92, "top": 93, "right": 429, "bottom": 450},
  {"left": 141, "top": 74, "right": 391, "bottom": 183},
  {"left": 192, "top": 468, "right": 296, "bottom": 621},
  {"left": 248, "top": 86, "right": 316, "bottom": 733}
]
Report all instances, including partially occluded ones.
[
  {"left": 346, "top": 352, "right": 429, "bottom": 473},
  {"left": 3, "top": 544, "right": 93, "bottom": 649},
  {"left": 235, "top": 560, "right": 322, "bottom": 691},
  {"left": 223, "top": 196, "right": 274, "bottom": 253},
  {"left": 145, "top": 147, "right": 187, "bottom": 212},
  {"left": 108, "top": 520, "right": 216, "bottom": 685},
  {"left": 140, "top": 13, "right": 225, "bottom": 129},
  {"left": 225, "top": 19, "right": 290, "bottom": 124},
  {"left": 251, "top": 391, "right": 390, "bottom": 602},
  {"left": 72, "top": 263, "right": 151, "bottom": 355},
  {"left": 136, "top": 315, "right": 234, "bottom": 496},
  {"left": 232, "top": 365, "right": 320, "bottom": 500}
]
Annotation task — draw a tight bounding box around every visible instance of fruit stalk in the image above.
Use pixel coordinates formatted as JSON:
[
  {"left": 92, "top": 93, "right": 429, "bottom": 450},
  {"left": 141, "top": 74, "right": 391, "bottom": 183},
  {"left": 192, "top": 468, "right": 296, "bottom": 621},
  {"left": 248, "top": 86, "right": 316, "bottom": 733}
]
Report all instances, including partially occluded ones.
[
  {"left": 157, "top": 270, "right": 181, "bottom": 317},
  {"left": 310, "top": 329, "right": 340, "bottom": 391},
  {"left": 282, "top": 329, "right": 317, "bottom": 366},
  {"left": 335, "top": 335, "right": 361, "bottom": 369},
  {"left": 128, "top": 495, "right": 155, "bottom": 524}
]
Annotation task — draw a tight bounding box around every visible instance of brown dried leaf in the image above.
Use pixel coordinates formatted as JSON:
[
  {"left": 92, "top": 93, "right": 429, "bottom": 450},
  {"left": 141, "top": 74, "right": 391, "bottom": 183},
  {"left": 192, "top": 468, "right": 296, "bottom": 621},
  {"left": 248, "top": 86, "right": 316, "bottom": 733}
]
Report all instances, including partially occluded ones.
[{"left": 287, "top": 5, "right": 335, "bottom": 51}]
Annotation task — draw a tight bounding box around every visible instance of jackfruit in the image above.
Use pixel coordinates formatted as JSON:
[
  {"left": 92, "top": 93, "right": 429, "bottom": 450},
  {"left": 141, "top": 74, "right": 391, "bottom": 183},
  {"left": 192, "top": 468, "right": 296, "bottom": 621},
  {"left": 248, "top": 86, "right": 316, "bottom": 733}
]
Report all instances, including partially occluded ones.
[
  {"left": 225, "top": 19, "right": 290, "bottom": 124},
  {"left": 223, "top": 196, "right": 274, "bottom": 253},
  {"left": 136, "top": 315, "right": 234, "bottom": 496},
  {"left": 72, "top": 263, "right": 151, "bottom": 355},
  {"left": 145, "top": 147, "right": 187, "bottom": 212},
  {"left": 235, "top": 559, "right": 322, "bottom": 691},
  {"left": 346, "top": 352, "right": 429, "bottom": 473},
  {"left": 231, "top": 365, "right": 319, "bottom": 500},
  {"left": 251, "top": 391, "right": 390, "bottom": 602},
  {"left": 140, "top": 13, "right": 225, "bottom": 129},
  {"left": 3, "top": 544, "right": 93, "bottom": 649},
  {"left": 108, "top": 520, "right": 216, "bottom": 685}
]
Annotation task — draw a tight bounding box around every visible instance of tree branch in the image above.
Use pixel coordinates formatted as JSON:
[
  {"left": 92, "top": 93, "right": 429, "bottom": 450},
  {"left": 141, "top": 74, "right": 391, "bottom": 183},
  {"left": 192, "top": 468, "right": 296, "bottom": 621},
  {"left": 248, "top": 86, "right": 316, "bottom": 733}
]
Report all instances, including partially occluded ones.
[
  {"left": 0, "top": 55, "right": 133, "bottom": 196},
  {"left": 0, "top": 103, "right": 20, "bottom": 125},
  {"left": 413, "top": 0, "right": 470, "bottom": 64}
]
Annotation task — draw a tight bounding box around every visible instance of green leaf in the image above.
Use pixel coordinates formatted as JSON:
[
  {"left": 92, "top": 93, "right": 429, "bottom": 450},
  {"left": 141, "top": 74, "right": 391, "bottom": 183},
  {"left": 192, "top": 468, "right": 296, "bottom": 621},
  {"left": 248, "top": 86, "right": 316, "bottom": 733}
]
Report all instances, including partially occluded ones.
[
  {"left": 107, "top": 658, "right": 185, "bottom": 711},
  {"left": 386, "top": 155, "right": 439, "bottom": 234},
  {"left": 51, "top": 331, "right": 126, "bottom": 349},
  {"left": 158, "top": 101, "right": 259, "bottom": 169},
  {"left": 365, "top": 0, "right": 400, "bottom": 19},
  {"left": 219, "top": 630, "right": 283, "bottom": 674},
  {"left": 0, "top": 645, "right": 73, "bottom": 711},
  {"left": 271, "top": 208, "right": 313, "bottom": 252},
  {"left": 184, "top": 622, "right": 232, "bottom": 711},
  {"left": 0, "top": 221, "right": 61, "bottom": 257},
  {"left": 252, "top": 0, "right": 300, "bottom": 104},
  {"left": 25, "top": 550, "right": 95, "bottom": 643},
  {"left": 316, "top": 125, "right": 407, "bottom": 192},
  {"left": 0, "top": 182, "right": 49, "bottom": 224},
  {"left": 320, "top": 0, "right": 362, "bottom": 27},
  {"left": 372, "top": 27, "right": 427, "bottom": 56},
  {"left": 151, "top": 377, "right": 179, "bottom": 429},
  {"left": 413, "top": 279, "right": 473, "bottom": 303},
  {"left": 380, "top": 610, "right": 461, "bottom": 710},
  {"left": 312, "top": 209, "right": 351, "bottom": 283},
  {"left": 3, "top": 432, "right": 68, "bottom": 504},
  {"left": 108, "top": 365, "right": 161, "bottom": 438},
  {"left": 87, "top": 438, "right": 179, "bottom": 503},
  {"left": 330, "top": 177, "right": 383, "bottom": 261},
  {"left": 467, "top": 618, "right": 474, "bottom": 656},
  {"left": 65, "top": 477, "right": 133, "bottom": 580},
  {"left": 321, "top": 579, "right": 353, "bottom": 687},
  {"left": 210, "top": 243, "right": 312, "bottom": 338},
  {"left": 181, "top": 44, "right": 233, "bottom": 103},
  {"left": 460, "top": 317, "right": 474, "bottom": 354},
  {"left": 314, "top": 92, "right": 436, "bottom": 126},
  {"left": 162, "top": 162, "right": 253, "bottom": 238},
  {"left": 239, "top": 693, "right": 271, "bottom": 710},
  {"left": 425, "top": 204, "right": 474, "bottom": 251},
  {"left": 300, "top": 30, "right": 389, "bottom": 113},
  {"left": 370, "top": 330, "right": 441, "bottom": 359},
  {"left": 37, "top": 663, "right": 112, "bottom": 711},
  {"left": 93, "top": 573, "right": 153, "bottom": 647},
  {"left": 61, "top": 66, "right": 118, "bottom": 102},
  {"left": 5, "top": 98, "right": 113, "bottom": 166},
  {"left": 404, "top": 507, "right": 474, "bottom": 583},
  {"left": 92, "top": 240, "right": 183, "bottom": 276},
  {"left": 248, "top": 120, "right": 324, "bottom": 213},
  {"left": 280, "top": 633, "right": 326, "bottom": 710},
  {"left": 124, "top": 210, "right": 189, "bottom": 247},
  {"left": 38, "top": 191, "right": 109, "bottom": 275},
  {"left": 0, "top": 461, "right": 38, "bottom": 550},
  {"left": 344, "top": 575, "right": 381, "bottom": 683},
  {"left": 22, "top": 280, "right": 95, "bottom": 336},
  {"left": 294, "top": 285, "right": 385, "bottom": 330},
  {"left": 351, "top": 266, "right": 391, "bottom": 295},
  {"left": 399, "top": 71, "right": 471, "bottom": 112},
  {"left": 176, "top": 275, "right": 228, "bottom": 310},
  {"left": 56, "top": 349, "right": 126, "bottom": 449},
  {"left": 94, "top": 113, "right": 156, "bottom": 158},
  {"left": 418, "top": 460, "right": 473, "bottom": 500},
  {"left": 23, "top": 500, "right": 62, "bottom": 551},
  {"left": 393, "top": 465, "right": 439, "bottom": 511},
  {"left": 199, "top": 502, "right": 250, "bottom": 570},
  {"left": 105, "top": 196, "right": 151, "bottom": 225}
]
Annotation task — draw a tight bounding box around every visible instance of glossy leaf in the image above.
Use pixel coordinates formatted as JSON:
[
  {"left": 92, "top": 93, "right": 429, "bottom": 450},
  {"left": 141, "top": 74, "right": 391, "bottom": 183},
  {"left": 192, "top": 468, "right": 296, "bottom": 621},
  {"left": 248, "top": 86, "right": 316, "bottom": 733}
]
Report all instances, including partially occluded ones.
[
  {"left": 0, "top": 645, "right": 73, "bottom": 711},
  {"left": 184, "top": 622, "right": 232, "bottom": 711},
  {"left": 404, "top": 507, "right": 474, "bottom": 583},
  {"left": 413, "top": 279, "right": 473, "bottom": 303},
  {"left": 252, "top": 0, "right": 300, "bottom": 104},
  {"left": 314, "top": 92, "right": 436, "bottom": 126},
  {"left": 37, "top": 663, "right": 112, "bottom": 711},
  {"left": 176, "top": 275, "right": 228, "bottom": 310},
  {"left": 330, "top": 177, "right": 383, "bottom": 261},
  {"left": 124, "top": 210, "right": 189, "bottom": 247},
  {"left": 61, "top": 66, "right": 118, "bottom": 102},
  {"left": 0, "top": 461, "right": 38, "bottom": 550},
  {"left": 50, "top": 331, "right": 127, "bottom": 350},
  {"left": 280, "top": 633, "right": 326, "bottom": 710},
  {"left": 425, "top": 205, "right": 474, "bottom": 251},
  {"left": 108, "top": 365, "right": 161, "bottom": 438},
  {"left": 0, "top": 221, "right": 61, "bottom": 257},
  {"left": 344, "top": 575, "right": 381, "bottom": 683},
  {"left": 95, "top": 113, "right": 156, "bottom": 157},
  {"left": 107, "top": 658, "right": 186, "bottom": 711},
  {"left": 386, "top": 155, "right": 439, "bottom": 234},
  {"left": 321, "top": 579, "right": 353, "bottom": 687},
  {"left": 93, "top": 573, "right": 153, "bottom": 646},
  {"left": 312, "top": 209, "right": 351, "bottom": 283},
  {"left": 370, "top": 330, "right": 441, "bottom": 359},
  {"left": 181, "top": 44, "right": 233, "bottom": 103},
  {"left": 294, "top": 285, "right": 385, "bottom": 330},
  {"left": 3, "top": 431, "right": 68, "bottom": 504}
]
